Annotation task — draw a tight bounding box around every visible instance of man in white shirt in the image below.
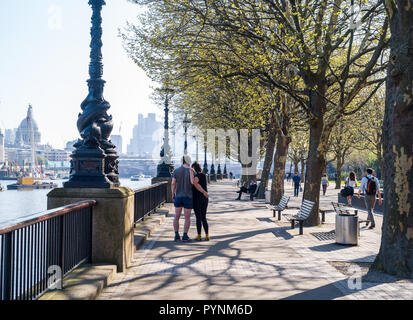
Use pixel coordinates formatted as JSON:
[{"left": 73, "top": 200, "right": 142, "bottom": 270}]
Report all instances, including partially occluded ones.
[{"left": 357, "top": 168, "right": 382, "bottom": 229}]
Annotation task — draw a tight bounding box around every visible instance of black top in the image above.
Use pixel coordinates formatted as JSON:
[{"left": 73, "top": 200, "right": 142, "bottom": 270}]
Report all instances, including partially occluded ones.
[{"left": 193, "top": 172, "right": 208, "bottom": 202}]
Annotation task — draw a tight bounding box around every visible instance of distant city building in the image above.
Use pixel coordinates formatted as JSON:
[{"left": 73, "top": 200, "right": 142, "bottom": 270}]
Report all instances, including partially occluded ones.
[
  {"left": 42, "top": 149, "right": 71, "bottom": 162},
  {"left": 5, "top": 148, "right": 32, "bottom": 167},
  {"left": 4, "top": 129, "right": 16, "bottom": 146},
  {"left": 0, "top": 129, "right": 5, "bottom": 163},
  {"left": 127, "top": 113, "right": 162, "bottom": 156},
  {"left": 111, "top": 134, "right": 123, "bottom": 154},
  {"left": 1, "top": 105, "right": 72, "bottom": 168},
  {"left": 14, "top": 105, "right": 41, "bottom": 147}
]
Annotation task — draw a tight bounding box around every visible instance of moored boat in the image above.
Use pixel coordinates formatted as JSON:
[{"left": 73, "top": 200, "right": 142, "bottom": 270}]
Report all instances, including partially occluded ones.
[
  {"left": 130, "top": 175, "right": 140, "bottom": 181},
  {"left": 6, "top": 176, "right": 57, "bottom": 190}
]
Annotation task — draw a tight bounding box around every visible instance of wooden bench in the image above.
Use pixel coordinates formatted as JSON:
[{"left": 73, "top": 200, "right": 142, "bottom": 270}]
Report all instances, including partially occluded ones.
[
  {"left": 266, "top": 195, "right": 290, "bottom": 220},
  {"left": 319, "top": 207, "right": 335, "bottom": 223},
  {"left": 283, "top": 199, "right": 315, "bottom": 235}
]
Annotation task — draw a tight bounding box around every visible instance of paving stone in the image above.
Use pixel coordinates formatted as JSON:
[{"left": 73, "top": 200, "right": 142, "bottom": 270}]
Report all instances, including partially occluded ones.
[{"left": 97, "top": 181, "right": 412, "bottom": 300}]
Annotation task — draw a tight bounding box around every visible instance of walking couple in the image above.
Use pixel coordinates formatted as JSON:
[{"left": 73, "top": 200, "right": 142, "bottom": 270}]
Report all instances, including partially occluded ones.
[{"left": 171, "top": 155, "right": 210, "bottom": 242}]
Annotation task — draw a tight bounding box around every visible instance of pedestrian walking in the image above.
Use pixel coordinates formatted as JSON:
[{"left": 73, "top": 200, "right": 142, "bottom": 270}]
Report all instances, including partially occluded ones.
[
  {"left": 191, "top": 162, "right": 210, "bottom": 241},
  {"left": 292, "top": 173, "right": 301, "bottom": 197},
  {"left": 344, "top": 172, "right": 358, "bottom": 206},
  {"left": 321, "top": 174, "right": 329, "bottom": 196},
  {"left": 357, "top": 168, "right": 382, "bottom": 229},
  {"left": 171, "top": 155, "right": 207, "bottom": 242}
]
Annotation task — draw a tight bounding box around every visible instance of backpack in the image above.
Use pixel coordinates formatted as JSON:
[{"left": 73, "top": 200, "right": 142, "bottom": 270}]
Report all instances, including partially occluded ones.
[
  {"left": 340, "top": 186, "right": 352, "bottom": 197},
  {"left": 366, "top": 177, "right": 377, "bottom": 195}
]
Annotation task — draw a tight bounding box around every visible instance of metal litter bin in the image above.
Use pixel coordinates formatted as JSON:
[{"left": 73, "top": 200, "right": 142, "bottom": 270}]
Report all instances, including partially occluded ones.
[{"left": 336, "top": 213, "right": 359, "bottom": 245}]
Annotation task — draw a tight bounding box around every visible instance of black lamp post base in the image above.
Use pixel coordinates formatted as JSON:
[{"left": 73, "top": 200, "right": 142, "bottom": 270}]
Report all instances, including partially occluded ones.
[
  {"left": 157, "top": 162, "right": 174, "bottom": 178},
  {"left": 64, "top": 147, "right": 114, "bottom": 189},
  {"left": 63, "top": 176, "right": 113, "bottom": 189},
  {"left": 104, "top": 146, "right": 120, "bottom": 187}
]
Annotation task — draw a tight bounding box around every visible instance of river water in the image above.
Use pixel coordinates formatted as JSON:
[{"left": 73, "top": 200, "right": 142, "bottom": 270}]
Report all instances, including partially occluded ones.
[{"left": 0, "top": 178, "right": 151, "bottom": 225}]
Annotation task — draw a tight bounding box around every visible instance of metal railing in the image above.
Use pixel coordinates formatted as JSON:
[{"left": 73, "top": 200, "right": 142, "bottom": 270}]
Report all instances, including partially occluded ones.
[
  {"left": 134, "top": 182, "right": 168, "bottom": 224},
  {"left": 0, "top": 200, "right": 96, "bottom": 300}
]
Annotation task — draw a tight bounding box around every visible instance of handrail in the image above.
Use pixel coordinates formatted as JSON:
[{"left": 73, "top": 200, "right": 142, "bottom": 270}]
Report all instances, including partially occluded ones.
[
  {"left": 0, "top": 200, "right": 96, "bottom": 236},
  {"left": 134, "top": 181, "right": 168, "bottom": 193},
  {"left": 133, "top": 182, "right": 168, "bottom": 224}
]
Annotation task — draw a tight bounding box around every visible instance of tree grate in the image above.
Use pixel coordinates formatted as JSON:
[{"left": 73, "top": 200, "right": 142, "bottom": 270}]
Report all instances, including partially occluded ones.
[{"left": 310, "top": 230, "right": 336, "bottom": 241}]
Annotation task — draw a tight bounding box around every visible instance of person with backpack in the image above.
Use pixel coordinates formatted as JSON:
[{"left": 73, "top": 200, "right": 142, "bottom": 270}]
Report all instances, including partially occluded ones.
[
  {"left": 357, "top": 168, "right": 382, "bottom": 229},
  {"left": 344, "top": 171, "right": 358, "bottom": 206}
]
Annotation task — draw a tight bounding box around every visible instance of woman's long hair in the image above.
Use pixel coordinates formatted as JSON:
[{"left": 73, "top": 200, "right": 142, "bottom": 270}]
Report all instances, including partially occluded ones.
[
  {"left": 192, "top": 161, "right": 202, "bottom": 174},
  {"left": 349, "top": 171, "right": 356, "bottom": 181}
]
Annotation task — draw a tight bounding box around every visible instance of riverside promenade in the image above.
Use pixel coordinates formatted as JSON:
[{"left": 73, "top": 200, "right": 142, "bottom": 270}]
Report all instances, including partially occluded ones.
[{"left": 98, "top": 181, "right": 413, "bottom": 300}]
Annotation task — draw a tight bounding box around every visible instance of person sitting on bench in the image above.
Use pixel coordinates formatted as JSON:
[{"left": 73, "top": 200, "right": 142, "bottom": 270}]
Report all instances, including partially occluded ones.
[{"left": 236, "top": 179, "right": 257, "bottom": 200}]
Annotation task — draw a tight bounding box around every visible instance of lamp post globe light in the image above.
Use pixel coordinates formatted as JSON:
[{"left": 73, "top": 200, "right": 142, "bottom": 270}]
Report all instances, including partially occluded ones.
[
  {"left": 64, "top": 0, "right": 119, "bottom": 188},
  {"left": 157, "top": 88, "right": 174, "bottom": 178}
]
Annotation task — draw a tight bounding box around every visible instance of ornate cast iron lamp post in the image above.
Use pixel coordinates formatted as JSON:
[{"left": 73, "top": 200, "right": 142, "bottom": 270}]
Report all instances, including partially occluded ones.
[
  {"left": 157, "top": 88, "right": 174, "bottom": 177},
  {"left": 210, "top": 163, "right": 215, "bottom": 175},
  {"left": 203, "top": 138, "right": 208, "bottom": 174},
  {"left": 64, "top": 0, "right": 119, "bottom": 188},
  {"left": 217, "top": 162, "right": 223, "bottom": 180},
  {"left": 183, "top": 114, "right": 191, "bottom": 155}
]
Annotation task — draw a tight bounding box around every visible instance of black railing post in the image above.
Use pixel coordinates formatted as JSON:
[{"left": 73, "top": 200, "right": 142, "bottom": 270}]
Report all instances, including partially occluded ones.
[
  {"left": 89, "top": 207, "right": 93, "bottom": 263},
  {"left": 4, "top": 233, "right": 13, "bottom": 300},
  {"left": 59, "top": 215, "right": 65, "bottom": 289},
  {"left": 142, "top": 191, "right": 146, "bottom": 221}
]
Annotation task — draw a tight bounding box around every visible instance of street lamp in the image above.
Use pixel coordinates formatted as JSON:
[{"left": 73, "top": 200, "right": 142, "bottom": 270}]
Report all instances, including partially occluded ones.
[
  {"left": 203, "top": 137, "right": 208, "bottom": 174},
  {"left": 156, "top": 88, "right": 174, "bottom": 177},
  {"left": 64, "top": 0, "right": 119, "bottom": 188},
  {"left": 183, "top": 114, "right": 191, "bottom": 155}
]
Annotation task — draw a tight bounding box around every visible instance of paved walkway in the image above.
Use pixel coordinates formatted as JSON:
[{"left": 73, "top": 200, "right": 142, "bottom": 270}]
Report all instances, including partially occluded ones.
[{"left": 98, "top": 181, "right": 413, "bottom": 300}]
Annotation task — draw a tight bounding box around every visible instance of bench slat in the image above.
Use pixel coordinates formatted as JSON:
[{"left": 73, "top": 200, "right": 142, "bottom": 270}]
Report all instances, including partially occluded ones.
[{"left": 300, "top": 205, "right": 313, "bottom": 213}]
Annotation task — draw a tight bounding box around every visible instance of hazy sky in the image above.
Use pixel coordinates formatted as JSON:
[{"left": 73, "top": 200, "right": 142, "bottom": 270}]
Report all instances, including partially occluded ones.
[{"left": 0, "top": 0, "right": 163, "bottom": 150}]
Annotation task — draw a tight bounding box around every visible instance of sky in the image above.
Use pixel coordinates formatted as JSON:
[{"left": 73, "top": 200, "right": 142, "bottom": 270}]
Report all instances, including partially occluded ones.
[{"left": 0, "top": 0, "right": 163, "bottom": 151}]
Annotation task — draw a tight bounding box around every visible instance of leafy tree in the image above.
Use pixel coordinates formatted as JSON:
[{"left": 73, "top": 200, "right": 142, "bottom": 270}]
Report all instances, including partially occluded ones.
[
  {"left": 327, "top": 115, "right": 365, "bottom": 188},
  {"left": 124, "top": 0, "right": 389, "bottom": 225},
  {"left": 372, "top": 0, "right": 413, "bottom": 278}
]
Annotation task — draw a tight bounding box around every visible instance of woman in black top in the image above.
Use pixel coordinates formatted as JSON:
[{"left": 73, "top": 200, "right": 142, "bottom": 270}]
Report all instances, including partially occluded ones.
[{"left": 191, "top": 162, "right": 210, "bottom": 241}]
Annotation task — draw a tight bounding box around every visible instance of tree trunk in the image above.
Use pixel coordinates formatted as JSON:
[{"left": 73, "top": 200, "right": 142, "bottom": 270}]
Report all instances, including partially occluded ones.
[
  {"left": 256, "top": 128, "right": 276, "bottom": 199},
  {"left": 270, "top": 133, "right": 290, "bottom": 205},
  {"left": 377, "top": 141, "right": 384, "bottom": 180},
  {"left": 303, "top": 89, "right": 328, "bottom": 226},
  {"left": 294, "top": 160, "right": 299, "bottom": 175},
  {"left": 372, "top": 1, "right": 413, "bottom": 278},
  {"left": 335, "top": 155, "right": 343, "bottom": 189},
  {"left": 300, "top": 158, "right": 305, "bottom": 183},
  {"left": 241, "top": 163, "right": 256, "bottom": 184}
]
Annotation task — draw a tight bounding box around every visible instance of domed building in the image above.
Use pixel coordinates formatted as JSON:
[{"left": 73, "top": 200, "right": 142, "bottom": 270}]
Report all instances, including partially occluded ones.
[{"left": 14, "top": 105, "right": 41, "bottom": 147}]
